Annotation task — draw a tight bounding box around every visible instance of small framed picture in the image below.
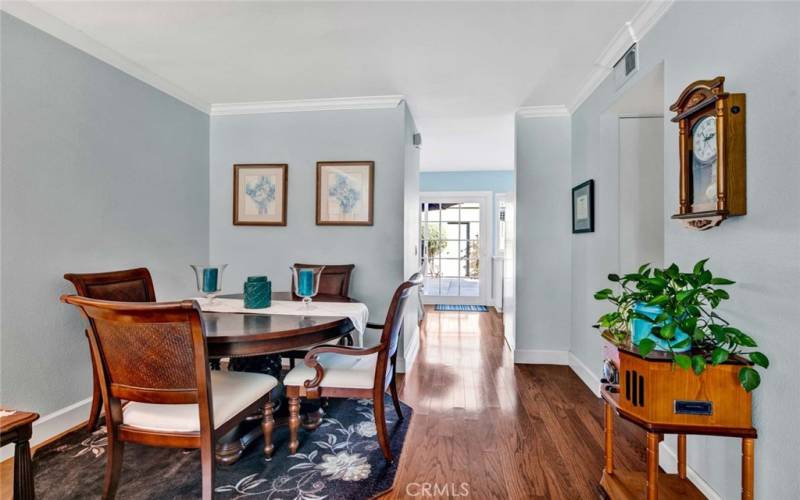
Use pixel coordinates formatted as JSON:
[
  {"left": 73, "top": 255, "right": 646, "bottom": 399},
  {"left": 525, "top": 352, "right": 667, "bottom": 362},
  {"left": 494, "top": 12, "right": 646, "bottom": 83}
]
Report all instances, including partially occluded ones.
[
  {"left": 316, "top": 161, "right": 374, "bottom": 226},
  {"left": 233, "top": 164, "right": 288, "bottom": 226},
  {"left": 572, "top": 179, "right": 595, "bottom": 233}
]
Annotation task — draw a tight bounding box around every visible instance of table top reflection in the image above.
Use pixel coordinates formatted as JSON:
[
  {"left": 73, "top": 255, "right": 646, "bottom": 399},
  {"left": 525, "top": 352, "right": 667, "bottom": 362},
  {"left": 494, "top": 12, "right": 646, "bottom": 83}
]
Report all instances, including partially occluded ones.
[{"left": 201, "top": 291, "right": 354, "bottom": 346}]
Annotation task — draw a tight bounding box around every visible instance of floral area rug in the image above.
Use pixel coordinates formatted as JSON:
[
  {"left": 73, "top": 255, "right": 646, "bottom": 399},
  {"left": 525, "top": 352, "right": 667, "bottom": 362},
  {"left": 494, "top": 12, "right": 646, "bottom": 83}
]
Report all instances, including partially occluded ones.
[{"left": 31, "top": 397, "right": 411, "bottom": 499}]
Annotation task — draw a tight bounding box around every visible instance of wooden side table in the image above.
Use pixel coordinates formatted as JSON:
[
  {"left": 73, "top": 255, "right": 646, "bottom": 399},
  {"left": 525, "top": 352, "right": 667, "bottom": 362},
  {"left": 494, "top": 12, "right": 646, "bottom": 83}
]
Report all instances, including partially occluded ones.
[
  {"left": 601, "top": 386, "right": 756, "bottom": 500},
  {"left": 600, "top": 335, "right": 758, "bottom": 500},
  {"left": 0, "top": 409, "right": 39, "bottom": 500}
]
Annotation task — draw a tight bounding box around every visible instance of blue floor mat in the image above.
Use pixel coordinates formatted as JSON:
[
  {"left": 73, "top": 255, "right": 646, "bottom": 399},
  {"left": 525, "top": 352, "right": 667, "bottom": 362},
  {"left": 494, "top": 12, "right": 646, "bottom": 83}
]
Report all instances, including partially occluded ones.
[{"left": 435, "top": 304, "right": 489, "bottom": 312}]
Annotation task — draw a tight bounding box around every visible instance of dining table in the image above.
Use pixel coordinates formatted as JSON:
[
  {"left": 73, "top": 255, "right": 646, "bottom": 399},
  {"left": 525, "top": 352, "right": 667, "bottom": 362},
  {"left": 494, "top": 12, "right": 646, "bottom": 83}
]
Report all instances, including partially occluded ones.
[{"left": 199, "top": 291, "right": 361, "bottom": 464}]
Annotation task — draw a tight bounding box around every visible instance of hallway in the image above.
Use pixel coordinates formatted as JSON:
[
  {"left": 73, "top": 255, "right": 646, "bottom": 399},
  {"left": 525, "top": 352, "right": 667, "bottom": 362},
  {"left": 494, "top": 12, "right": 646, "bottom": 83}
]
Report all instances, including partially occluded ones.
[{"left": 383, "top": 308, "right": 647, "bottom": 499}]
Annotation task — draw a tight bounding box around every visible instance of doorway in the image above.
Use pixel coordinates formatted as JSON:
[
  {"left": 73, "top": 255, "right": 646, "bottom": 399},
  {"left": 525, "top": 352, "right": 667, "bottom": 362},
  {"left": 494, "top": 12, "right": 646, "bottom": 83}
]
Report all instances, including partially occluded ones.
[
  {"left": 420, "top": 192, "right": 491, "bottom": 305},
  {"left": 618, "top": 116, "right": 664, "bottom": 271}
]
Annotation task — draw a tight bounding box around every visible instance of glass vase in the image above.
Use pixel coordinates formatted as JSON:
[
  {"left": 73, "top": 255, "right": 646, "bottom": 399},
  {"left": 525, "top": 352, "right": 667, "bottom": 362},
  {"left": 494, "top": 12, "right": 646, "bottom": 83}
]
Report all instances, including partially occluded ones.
[
  {"left": 290, "top": 265, "right": 325, "bottom": 310},
  {"left": 190, "top": 264, "right": 228, "bottom": 304}
]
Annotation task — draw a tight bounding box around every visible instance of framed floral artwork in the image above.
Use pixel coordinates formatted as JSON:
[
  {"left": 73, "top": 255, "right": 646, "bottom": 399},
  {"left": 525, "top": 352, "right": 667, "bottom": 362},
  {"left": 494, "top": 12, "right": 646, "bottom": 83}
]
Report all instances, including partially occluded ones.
[
  {"left": 316, "top": 161, "right": 374, "bottom": 226},
  {"left": 233, "top": 164, "right": 288, "bottom": 226}
]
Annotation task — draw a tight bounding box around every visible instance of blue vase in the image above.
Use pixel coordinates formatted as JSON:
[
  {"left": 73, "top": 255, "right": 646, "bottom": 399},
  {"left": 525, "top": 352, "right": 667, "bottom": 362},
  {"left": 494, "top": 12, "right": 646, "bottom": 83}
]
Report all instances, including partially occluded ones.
[
  {"left": 244, "top": 276, "right": 271, "bottom": 309},
  {"left": 630, "top": 302, "right": 691, "bottom": 352}
]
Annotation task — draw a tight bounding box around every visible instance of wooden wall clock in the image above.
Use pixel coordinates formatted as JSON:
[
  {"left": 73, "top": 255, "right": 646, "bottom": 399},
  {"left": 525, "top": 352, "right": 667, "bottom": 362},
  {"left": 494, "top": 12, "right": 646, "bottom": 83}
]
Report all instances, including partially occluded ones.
[{"left": 669, "top": 76, "right": 746, "bottom": 230}]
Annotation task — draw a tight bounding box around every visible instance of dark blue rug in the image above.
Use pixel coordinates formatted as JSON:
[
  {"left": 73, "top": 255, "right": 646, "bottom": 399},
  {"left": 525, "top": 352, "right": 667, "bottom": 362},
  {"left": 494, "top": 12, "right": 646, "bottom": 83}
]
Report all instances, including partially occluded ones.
[
  {"left": 435, "top": 304, "right": 489, "bottom": 312},
  {"left": 31, "top": 397, "right": 411, "bottom": 499}
]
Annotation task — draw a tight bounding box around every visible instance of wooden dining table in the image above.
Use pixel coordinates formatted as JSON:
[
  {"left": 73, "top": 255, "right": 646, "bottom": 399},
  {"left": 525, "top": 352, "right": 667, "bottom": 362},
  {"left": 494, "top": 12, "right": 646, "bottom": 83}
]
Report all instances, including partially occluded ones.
[
  {"left": 203, "top": 292, "right": 355, "bottom": 358},
  {"left": 201, "top": 291, "right": 357, "bottom": 464}
]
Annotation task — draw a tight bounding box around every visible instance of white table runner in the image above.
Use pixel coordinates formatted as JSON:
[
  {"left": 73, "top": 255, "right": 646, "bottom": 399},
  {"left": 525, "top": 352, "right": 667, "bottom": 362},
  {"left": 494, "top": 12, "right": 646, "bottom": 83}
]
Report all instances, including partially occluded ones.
[{"left": 196, "top": 298, "right": 369, "bottom": 346}]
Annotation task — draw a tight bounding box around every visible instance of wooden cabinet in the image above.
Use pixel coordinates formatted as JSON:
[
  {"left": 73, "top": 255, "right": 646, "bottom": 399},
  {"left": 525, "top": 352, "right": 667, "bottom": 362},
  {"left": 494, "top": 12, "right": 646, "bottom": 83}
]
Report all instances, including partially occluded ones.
[
  {"left": 615, "top": 350, "right": 752, "bottom": 432},
  {"left": 600, "top": 338, "right": 757, "bottom": 499}
]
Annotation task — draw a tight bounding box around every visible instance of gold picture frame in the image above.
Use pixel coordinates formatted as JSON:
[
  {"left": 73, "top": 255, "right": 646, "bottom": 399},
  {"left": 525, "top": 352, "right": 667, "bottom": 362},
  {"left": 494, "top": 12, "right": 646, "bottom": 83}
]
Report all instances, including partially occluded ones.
[
  {"left": 316, "top": 161, "right": 374, "bottom": 226},
  {"left": 233, "top": 164, "right": 288, "bottom": 226}
]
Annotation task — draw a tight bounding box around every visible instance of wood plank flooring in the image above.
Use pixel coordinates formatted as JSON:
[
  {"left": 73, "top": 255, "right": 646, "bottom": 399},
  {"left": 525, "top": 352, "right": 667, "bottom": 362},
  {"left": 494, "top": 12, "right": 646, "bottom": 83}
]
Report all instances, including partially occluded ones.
[
  {"left": 1, "top": 307, "right": 648, "bottom": 499},
  {"left": 378, "top": 307, "right": 647, "bottom": 499}
]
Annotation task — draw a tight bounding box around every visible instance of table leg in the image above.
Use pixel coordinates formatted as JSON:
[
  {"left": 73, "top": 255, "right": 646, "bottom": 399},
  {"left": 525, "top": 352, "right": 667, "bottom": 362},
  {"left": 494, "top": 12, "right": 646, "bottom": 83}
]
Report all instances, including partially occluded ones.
[
  {"left": 13, "top": 423, "right": 35, "bottom": 500},
  {"left": 646, "top": 432, "right": 659, "bottom": 500},
  {"left": 742, "top": 438, "right": 754, "bottom": 500},
  {"left": 216, "top": 355, "right": 327, "bottom": 464},
  {"left": 604, "top": 402, "right": 614, "bottom": 474},
  {"left": 677, "top": 434, "right": 687, "bottom": 480}
]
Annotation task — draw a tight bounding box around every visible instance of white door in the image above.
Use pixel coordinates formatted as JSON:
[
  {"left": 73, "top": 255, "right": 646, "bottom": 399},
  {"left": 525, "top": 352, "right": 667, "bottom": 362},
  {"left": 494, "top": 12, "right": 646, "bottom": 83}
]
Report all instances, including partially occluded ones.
[{"left": 419, "top": 192, "right": 491, "bottom": 305}]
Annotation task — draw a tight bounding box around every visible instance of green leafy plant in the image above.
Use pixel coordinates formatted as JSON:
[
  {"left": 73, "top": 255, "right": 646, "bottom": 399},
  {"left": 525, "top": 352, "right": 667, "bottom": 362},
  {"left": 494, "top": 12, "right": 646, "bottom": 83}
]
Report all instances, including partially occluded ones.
[
  {"left": 594, "top": 259, "right": 768, "bottom": 392},
  {"left": 424, "top": 224, "right": 447, "bottom": 260}
]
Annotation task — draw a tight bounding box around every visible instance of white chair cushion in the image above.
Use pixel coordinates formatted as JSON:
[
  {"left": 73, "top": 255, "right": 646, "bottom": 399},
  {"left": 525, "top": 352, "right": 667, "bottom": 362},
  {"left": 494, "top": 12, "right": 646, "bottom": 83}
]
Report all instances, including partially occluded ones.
[
  {"left": 122, "top": 370, "right": 278, "bottom": 433},
  {"left": 283, "top": 352, "right": 378, "bottom": 389}
]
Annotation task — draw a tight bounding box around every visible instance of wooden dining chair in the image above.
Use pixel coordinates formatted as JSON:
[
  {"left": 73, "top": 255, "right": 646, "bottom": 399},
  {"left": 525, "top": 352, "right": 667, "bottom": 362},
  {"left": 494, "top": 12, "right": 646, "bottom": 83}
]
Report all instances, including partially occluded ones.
[
  {"left": 64, "top": 268, "right": 156, "bottom": 431},
  {"left": 285, "top": 263, "right": 357, "bottom": 368},
  {"left": 283, "top": 273, "right": 422, "bottom": 461},
  {"left": 60, "top": 295, "right": 278, "bottom": 500}
]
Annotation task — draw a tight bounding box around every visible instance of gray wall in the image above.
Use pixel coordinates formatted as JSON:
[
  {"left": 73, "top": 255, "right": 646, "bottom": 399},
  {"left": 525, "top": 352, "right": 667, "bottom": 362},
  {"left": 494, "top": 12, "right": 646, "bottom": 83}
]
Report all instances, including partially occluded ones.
[
  {"left": 514, "top": 116, "right": 572, "bottom": 356},
  {"left": 209, "top": 104, "right": 412, "bottom": 326},
  {"left": 570, "top": 2, "right": 800, "bottom": 498},
  {"left": 0, "top": 13, "right": 210, "bottom": 413}
]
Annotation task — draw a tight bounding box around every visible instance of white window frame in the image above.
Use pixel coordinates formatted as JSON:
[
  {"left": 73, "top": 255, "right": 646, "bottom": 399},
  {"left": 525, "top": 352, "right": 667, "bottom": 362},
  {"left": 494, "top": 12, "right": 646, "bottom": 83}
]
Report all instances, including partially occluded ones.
[{"left": 419, "top": 191, "right": 492, "bottom": 305}]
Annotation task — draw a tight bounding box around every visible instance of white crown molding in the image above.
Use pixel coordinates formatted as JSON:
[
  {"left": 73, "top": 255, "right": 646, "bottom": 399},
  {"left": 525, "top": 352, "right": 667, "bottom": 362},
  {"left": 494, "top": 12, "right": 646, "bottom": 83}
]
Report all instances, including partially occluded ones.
[
  {"left": 516, "top": 105, "right": 570, "bottom": 119},
  {"left": 210, "top": 95, "right": 404, "bottom": 116},
  {"left": 568, "top": 0, "right": 674, "bottom": 113},
  {"left": 1, "top": 1, "right": 211, "bottom": 114}
]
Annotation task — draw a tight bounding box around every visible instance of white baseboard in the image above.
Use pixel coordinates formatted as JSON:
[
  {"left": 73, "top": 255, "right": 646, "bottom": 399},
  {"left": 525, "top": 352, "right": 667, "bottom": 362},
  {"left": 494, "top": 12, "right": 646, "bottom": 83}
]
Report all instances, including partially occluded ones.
[
  {"left": 397, "top": 323, "right": 420, "bottom": 374},
  {"left": 659, "top": 442, "right": 722, "bottom": 500},
  {"left": 513, "top": 349, "right": 569, "bottom": 365},
  {"left": 568, "top": 352, "right": 601, "bottom": 397},
  {"left": 1, "top": 397, "right": 91, "bottom": 461}
]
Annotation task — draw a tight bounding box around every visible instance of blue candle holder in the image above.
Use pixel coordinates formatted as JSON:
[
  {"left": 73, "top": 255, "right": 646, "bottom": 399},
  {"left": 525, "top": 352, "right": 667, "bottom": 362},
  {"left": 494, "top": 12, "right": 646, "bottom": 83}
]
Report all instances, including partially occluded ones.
[
  {"left": 190, "top": 264, "right": 227, "bottom": 303},
  {"left": 290, "top": 265, "right": 325, "bottom": 310}
]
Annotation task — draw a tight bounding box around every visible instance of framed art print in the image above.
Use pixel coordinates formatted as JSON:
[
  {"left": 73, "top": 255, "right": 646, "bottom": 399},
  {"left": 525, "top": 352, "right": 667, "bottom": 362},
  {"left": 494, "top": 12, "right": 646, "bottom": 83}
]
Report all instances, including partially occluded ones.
[
  {"left": 316, "top": 161, "right": 374, "bottom": 226},
  {"left": 572, "top": 179, "right": 594, "bottom": 233},
  {"left": 233, "top": 164, "right": 288, "bottom": 226}
]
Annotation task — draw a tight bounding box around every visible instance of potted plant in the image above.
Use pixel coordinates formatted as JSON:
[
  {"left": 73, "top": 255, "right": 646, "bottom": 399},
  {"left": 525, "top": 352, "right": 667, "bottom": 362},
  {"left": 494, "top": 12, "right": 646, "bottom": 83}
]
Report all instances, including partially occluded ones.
[{"left": 594, "top": 259, "right": 768, "bottom": 391}]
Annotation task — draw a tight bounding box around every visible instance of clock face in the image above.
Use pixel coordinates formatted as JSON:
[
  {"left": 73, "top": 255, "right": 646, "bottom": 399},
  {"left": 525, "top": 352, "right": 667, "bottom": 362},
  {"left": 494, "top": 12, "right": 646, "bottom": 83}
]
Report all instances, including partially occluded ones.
[
  {"left": 691, "top": 116, "right": 718, "bottom": 207},
  {"left": 692, "top": 116, "right": 717, "bottom": 163}
]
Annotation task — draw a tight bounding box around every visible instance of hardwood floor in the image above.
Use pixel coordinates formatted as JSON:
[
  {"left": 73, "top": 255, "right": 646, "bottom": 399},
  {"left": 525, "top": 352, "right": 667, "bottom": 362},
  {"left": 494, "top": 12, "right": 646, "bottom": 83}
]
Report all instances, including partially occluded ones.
[
  {"left": 1, "top": 307, "right": 647, "bottom": 499},
  {"left": 379, "top": 307, "right": 647, "bottom": 499}
]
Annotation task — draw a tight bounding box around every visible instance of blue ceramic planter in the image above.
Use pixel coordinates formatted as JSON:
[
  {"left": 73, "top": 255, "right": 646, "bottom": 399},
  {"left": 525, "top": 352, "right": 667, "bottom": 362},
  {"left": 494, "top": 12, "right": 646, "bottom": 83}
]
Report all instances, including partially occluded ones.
[{"left": 630, "top": 302, "right": 691, "bottom": 352}]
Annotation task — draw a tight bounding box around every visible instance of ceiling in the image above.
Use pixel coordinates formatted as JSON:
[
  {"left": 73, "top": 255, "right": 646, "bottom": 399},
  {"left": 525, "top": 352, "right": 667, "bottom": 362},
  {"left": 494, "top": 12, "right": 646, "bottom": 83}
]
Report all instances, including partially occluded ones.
[{"left": 23, "top": 1, "right": 645, "bottom": 171}]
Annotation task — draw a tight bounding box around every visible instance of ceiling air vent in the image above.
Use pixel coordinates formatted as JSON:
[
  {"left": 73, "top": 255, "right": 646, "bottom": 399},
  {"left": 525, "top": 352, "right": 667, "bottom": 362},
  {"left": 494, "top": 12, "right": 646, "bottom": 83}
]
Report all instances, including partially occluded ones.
[{"left": 614, "top": 44, "right": 638, "bottom": 89}]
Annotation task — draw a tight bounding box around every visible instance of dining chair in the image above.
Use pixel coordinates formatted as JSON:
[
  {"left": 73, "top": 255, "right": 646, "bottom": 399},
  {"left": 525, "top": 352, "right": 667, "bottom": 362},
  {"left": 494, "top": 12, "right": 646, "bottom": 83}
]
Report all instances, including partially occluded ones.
[
  {"left": 283, "top": 273, "right": 422, "bottom": 461},
  {"left": 64, "top": 268, "right": 156, "bottom": 431},
  {"left": 285, "top": 263, "right": 357, "bottom": 368},
  {"left": 60, "top": 295, "right": 278, "bottom": 500}
]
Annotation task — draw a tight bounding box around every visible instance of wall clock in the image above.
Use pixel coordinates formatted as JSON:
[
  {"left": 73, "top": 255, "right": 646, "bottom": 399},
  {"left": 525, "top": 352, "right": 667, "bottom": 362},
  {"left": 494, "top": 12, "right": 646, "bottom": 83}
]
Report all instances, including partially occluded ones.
[{"left": 669, "top": 76, "right": 746, "bottom": 230}]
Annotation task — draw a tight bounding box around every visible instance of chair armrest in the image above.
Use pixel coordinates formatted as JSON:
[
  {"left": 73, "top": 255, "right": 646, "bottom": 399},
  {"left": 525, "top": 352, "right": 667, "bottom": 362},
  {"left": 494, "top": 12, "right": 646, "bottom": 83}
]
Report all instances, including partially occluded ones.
[
  {"left": 366, "top": 322, "right": 384, "bottom": 330},
  {"left": 302, "top": 345, "right": 383, "bottom": 389}
]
